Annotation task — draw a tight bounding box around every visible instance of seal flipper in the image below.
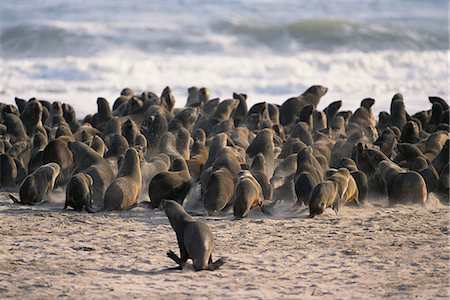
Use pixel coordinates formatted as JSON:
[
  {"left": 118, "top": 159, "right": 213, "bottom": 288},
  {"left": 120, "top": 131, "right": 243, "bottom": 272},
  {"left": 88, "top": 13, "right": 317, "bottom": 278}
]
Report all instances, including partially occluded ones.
[
  {"left": 9, "top": 194, "right": 20, "bottom": 204},
  {"left": 260, "top": 205, "right": 273, "bottom": 216},
  {"left": 331, "top": 197, "right": 342, "bottom": 215},
  {"left": 167, "top": 250, "right": 185, "bottom": 270},
  {"left": 206, "top": 257, "right": 226, "bottom": 271}
]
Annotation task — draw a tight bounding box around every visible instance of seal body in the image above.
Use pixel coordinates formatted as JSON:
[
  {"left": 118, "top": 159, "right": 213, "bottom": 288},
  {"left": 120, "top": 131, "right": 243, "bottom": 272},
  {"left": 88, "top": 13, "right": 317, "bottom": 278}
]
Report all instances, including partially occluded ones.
[
  {"left": 149, "top": 157, "right": 192, "bottom": 209},
  {"left": 104, "top": 148, "right": 142, "bottom": 210},
  {"left": 233, "top": 171, "right": 264, "bottom": 218},
  {"left": 65, "top": 173, "right": 94, "bottom": 212},
  {"left": 162, "top": 200, "right": 224, "bottom": 271},
  {"left": 11, "top": 163, "right": 60, "bottom": 205}
]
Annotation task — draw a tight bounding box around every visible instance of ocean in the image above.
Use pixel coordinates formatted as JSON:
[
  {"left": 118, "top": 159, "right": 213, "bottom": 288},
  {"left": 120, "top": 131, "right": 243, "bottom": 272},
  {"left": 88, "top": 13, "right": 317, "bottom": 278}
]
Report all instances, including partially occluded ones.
[{"left": 1, "top": 0, "right": 448, "bottom": 118}]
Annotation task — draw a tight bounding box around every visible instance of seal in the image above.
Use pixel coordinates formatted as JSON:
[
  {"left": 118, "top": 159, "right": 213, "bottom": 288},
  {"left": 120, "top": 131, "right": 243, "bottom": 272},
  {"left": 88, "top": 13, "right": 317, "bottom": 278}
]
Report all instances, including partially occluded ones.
[
  {"left": 4, "top": 113, "right": 29, "bottom": 144},
  {"left": 271, "top": 153, "right": 297, "bottom": 202},
  {"left": 149, "top": 157, "right": 193, "bottom": 209},
  {"left": 233, "top": 170, "right": 264, "bottom": 219},
  {"left": 375, "top": 160, "right": 427, "bottom": 205},
  {"left": 309, "top": 168, "right": 359, "bottom": 218},
  {"left": 27, "top": 132, "right": 48, "bottom": 174},
  {"left": 104, "top": 134, "right": 129, "bottom": 159},
  {"left": 9, "top": 163, "right": 60, "bottom": 205},
  {"left": 161, "top": 86, "right": 175, "bottom": 113},
  {"left": 104, "top": 147, "right": 142, "bottom": 210},
  {"left": 279, "top": 85, "right": 328, "bottom": 126},
  {"left": 250, "top": 153, "right": 273, "bottom": 201},
  {"left": 64, "top": 172, "right": 94, "bottom": 212},
  {"left": 42, "top": 137, "right": 74, "bottom": 186},
  {"left": 246, "top": 128, "right": 275, "bottom": 178},
  {"left": 323, "top": 100, "right": 342, "bottom": 128},
  {"left": 294, "top": 147, "right": 325, "bottom": 206},
  {"left": 162, "top": 199, "right": 225, "bottom": 271},
  {"left": 141, "top": 113, "right": 168, "bottom": 152},
  {"left": 121, "top": 119, "right": 140, "bottom": 146},
  {"left": 373, "top": 128, "right": 397, "bottom": 158},
  {"left": 203, "top": 168, "right": 235, "bottom": 215},
  {"left": 0, "top": 154, "right": 17, "bottom": 190},
  {"left": 68, "top": 141, "right": 114, "bottom": 206}
]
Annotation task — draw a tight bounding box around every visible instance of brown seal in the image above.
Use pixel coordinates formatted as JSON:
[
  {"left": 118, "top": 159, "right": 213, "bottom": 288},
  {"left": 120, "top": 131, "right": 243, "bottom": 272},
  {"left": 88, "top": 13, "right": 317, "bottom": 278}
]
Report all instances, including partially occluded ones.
[
  {"left": 162, "top": 199, "right": 225, "bottom": 271},
  {"left": 103, "top": 148, "right": 142, "bottom": 210}
]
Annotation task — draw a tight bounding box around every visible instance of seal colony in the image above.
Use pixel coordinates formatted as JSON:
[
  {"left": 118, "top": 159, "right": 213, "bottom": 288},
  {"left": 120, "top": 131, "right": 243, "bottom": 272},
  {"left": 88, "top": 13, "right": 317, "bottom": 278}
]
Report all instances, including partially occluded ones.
[{"left": 0, "top": 86, "right": 448, "bottom": 271}]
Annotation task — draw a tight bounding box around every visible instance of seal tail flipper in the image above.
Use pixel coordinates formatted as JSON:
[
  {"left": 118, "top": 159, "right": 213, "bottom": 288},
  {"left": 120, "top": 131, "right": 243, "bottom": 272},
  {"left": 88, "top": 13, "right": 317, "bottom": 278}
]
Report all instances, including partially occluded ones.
[
  {"left": 332, "top": 197, "right": 342, "bottom": 215},
  {"left": 206, "top": 258, "right": 226, "bottom": 271},
  {"left": 85, "top": 206, "right": 101, "bottom": 213},
  {"left": 9, "top": 194, "right": 20, "bottom": 204},
  {"left": 260, "top": 205, "right": 272, "bottom": 216},
  {"left": 166, "top": 250, "right": 185, "bottom": 268}
]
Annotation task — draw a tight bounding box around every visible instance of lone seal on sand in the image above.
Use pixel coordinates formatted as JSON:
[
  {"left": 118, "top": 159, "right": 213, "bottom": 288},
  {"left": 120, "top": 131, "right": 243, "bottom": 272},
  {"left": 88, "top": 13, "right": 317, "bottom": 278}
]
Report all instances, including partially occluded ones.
[{"left": 162, "top": 199, "right": 225, "bottom": 271}]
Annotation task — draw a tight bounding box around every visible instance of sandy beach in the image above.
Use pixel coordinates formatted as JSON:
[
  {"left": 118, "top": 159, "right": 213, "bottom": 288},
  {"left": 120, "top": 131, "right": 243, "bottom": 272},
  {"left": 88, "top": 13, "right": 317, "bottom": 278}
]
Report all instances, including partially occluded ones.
[{"left": 1, "top": 191, "right": 448, "bottom": 299}]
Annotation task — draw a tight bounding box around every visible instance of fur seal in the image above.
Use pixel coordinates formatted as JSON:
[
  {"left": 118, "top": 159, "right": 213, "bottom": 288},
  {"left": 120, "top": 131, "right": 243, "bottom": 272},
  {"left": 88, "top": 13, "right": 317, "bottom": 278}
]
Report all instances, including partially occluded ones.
[
  {"left": 250, "top": 153, "right": 273, "bottom": 201},
  {"left": 19, "top": 99, "right": 46, "bottom": 137},
  {"left": 246, "top": 128, "right": 275, "bottom": 178},
  {"left": 271, "top": 153, "right": 297, "bottom": 202},
  {"left": 0, "top": 154, "right": 17, "bottom": 190},
  {"left": 64, "top": 173, "right": 94, "bottom": 212},
  {"left": 122, "top": 119, "right": 140, "bottom": 146},
  {"left": 291, "top": 122, "right": 314, "bottom": 145},
  {"left": 375, "top": 160, "right": 427, "bottom": 205},
  {"left": 42, "top": 137, "right": 74, "bottom": 186},
  {"left": 105, "top": 134, "right": 129, "bottom": 159},
  {"left": 203, "top": 168, "right": 235, "bottom": 215},
  {"left": 9, "top": 163, "right": 60, "bottom": 205},
  {"left": 4, "top": 113, "right": 29, "bottom": 144},
  {"left": 231, "top": 92, "right": 248, "bottom": 126},
  {"left": 280, "top": 85, "right": 328, "bottom": 126},
  {"left": 104, "top": 148, "right": 142, "bottom": 210},
  {"left": 140, "top": 153, "right": 170, "bottom": 197},
  {"left": 211, "top": 99, "right": 239, "bottom": 123},
  {"left": 161, "top": 86, "right": 175, "bottom": 113},
  {"left": 141, "top": 113, "right": 168, "bottom": 152},
  {"left": 373, "top": 128, "right": 397, "bottom": 158},
  {"left": 309, "top": 168, "right": 359, "bottom": 218},
  {"left": 149, "top": 157, "right": 192, "bottom": 209},
  {"left": 233, "top": 170, "right": 264, "bottom": 218},
  {"left": 162, "top": 199, "right": 225, "bottom": 271},
  {"left": 323, "top": 100, "right": 342, "bottom": 128},
  {"left": 168, "top": 107, "right": 199, "bottom": 132},
  {"left": 68, "top": 141, "right": 114, "bottom": 206},
  {"left": 294, "top": 147, "right": 325, "bottom": 205}
]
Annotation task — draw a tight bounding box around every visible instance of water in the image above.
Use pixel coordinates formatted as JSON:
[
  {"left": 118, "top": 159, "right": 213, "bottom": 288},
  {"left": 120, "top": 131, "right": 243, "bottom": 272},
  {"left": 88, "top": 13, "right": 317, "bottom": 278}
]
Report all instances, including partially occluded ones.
[{"left": 1, "top": 0, "right": 448, "bottom": 117}]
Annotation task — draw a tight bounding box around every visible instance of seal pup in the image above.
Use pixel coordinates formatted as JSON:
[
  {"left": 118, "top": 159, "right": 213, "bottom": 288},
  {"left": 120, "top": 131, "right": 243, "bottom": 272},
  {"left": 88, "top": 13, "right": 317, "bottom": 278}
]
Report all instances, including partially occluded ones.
[
  {"left": 9, "top": 163, "right": 60, "bottom": 205},
  {"left": 271, "top": 153, "right": 297, "bottom": 202},
  {"left": 104, "top": 148, "right": 142, "bottom": 210},
  {"left": 309, "top": 168, "right": 359, "bottom": 218},
  {"left": 148, "top": 157, "right": 192, "bottom": 209},
  {"left": 64, "top": 173, "right": 95, "bottom": 212},
  {"left": 42, "top": 137, "right": 74, "bottom": 186},
  {"left": 246, "top": 128, "right": 275, "bottom": 178},
  {"left": 233, "top": 170, "right": 264, "bottom": 219},
  {"left": 294, "top": 147, "right": 325, "bottom": 206},
  {"left": 202, "top": 168, "right": 235, "bottom": 215},
  {"left": 0, "top": 154, "right": 17, "bottom": 190},
  {"left": 375, "top": 160, "right": 427, "bottom": 205},
  {"left": 162, "top": 199, "right": 225, "bottom": 271},
  {"left": 250, "top": 153, "right": 273, "bottom": 201},
  {"left": 68, "top": 141, "right": 114, "bottom": 206}
]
